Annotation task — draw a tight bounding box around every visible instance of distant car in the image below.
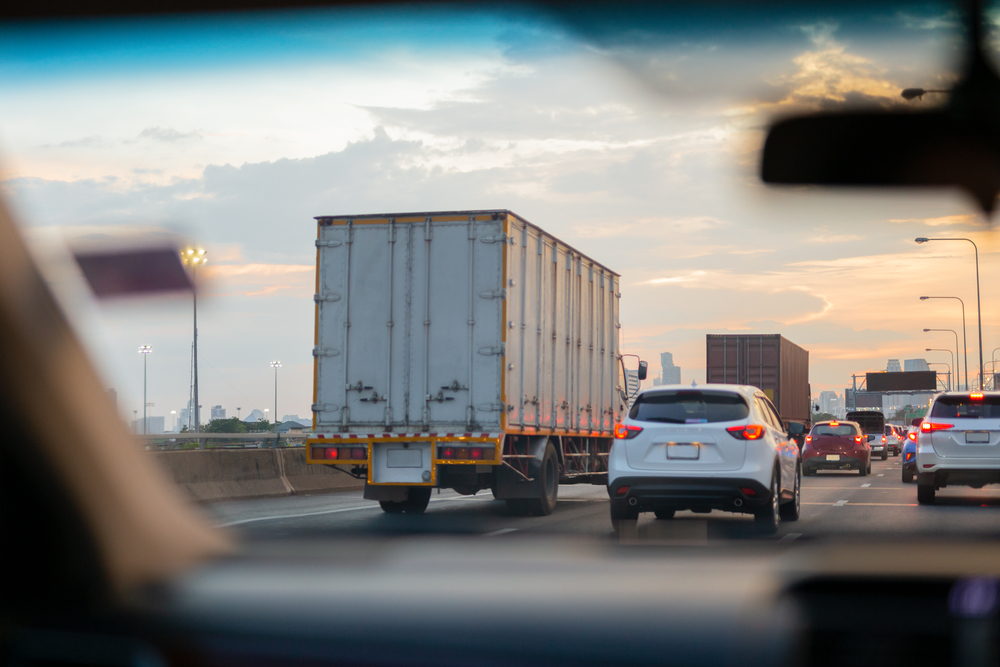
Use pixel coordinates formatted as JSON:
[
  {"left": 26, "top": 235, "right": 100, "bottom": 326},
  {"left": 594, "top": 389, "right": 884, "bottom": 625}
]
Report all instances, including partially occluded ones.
[
  {"left": 902, "top": 418, "right": 921, "bottom": 483},
  {"left": 801, "top": 420, "right": 871, "bottom": 476},
  {"left": 847, "top": 410, "right": 888, "bottom": 461},
  {"left": 916, "top": 392, "right": 1000, "bottom": 504},
  {"left": 607, "top": 385, "right": 801, "bottom": 535},
  {"left": 882, "top": 424, "right": 906, "bottom": 456}
]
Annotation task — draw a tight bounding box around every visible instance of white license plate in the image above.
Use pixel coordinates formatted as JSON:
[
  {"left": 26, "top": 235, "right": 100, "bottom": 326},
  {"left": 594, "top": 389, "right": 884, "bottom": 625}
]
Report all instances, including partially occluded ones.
[
  {"left": 826, "top": 454, "right": 840, "bottom": 461},
  {"left": 386, "top": 448, "right": 423, "bottom": 468},
  {"left": 667, "top": 444, "right": 699, "bottom": 460},
  {"left": 966, "top": 432, "right": 991, "bottom": 444}
]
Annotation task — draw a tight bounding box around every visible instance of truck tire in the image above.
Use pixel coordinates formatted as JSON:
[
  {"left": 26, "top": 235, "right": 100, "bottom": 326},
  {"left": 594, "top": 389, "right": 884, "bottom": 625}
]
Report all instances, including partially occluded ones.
[
  {"left": 754, "top": 472, "right": 780, "bottom": 536},
  {"left": 379, "top": 501, "right": 405, "bottom": 514},
  {"left": 402, "top": 487, "right": 432, "bottom": 514},
  {"left": 523, "top": 442, "right": 559, "bottom": 516},
  {"left": 917, "top": 483, "right": 936, "bottom": 505},
  {"left": 611, "top": 499, "right": 639, "bottom": 531}
]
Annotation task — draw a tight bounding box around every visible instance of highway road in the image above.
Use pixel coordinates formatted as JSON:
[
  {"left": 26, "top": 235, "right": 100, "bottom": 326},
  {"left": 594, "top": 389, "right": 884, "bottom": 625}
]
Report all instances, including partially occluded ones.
[{"left": 205, "top": 456, "right": 1000, "bottom": 542}]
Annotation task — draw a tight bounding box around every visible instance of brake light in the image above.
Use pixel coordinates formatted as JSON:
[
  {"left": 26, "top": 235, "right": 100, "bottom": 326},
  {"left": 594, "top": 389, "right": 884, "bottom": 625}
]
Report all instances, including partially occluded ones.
[
  {"left": 854, "top": 435, "right": 863, "bottom": 443},
  {"left": 726, "top": 424, "right": 766, "bottom": 440},
  {"left": 882, "top": 435, "right": 887, "bottom": 443},
  {"left": 908, "top": 432, "right": 917, "bottom": 441},
  {"left": 971, "top": 392, "right": 984, "bottom": 400},
  {"left": 905, "top": 451, "right": 914, "bottom": 461},
  {"left": 829, "top": 421, "right": 839, "bottom": 426},
  {"left": 805, "top": 435, "right": 812, "bottom": 443},
  {"left": 614, "top": 423, "right": 643, "bottom": 439},
  {"left": 438, "top": 446, "right": 495, "bottom": 460},
  {"left": 921, "top": 422, "right": 954, "bottom": 432}
]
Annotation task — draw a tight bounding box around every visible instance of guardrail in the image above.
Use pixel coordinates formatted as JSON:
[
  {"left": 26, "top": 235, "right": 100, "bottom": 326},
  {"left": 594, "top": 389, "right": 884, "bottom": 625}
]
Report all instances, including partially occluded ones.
[{"left": 132, "top": 432, "right": 309, "bottom": 450}]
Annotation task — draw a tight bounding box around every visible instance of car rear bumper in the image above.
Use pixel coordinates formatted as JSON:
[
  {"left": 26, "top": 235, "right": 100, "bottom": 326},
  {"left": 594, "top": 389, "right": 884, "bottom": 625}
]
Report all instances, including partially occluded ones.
[
  {"left": 917, "top": 468, "right": 1000, "bottom": 488},
  {"left": 608, "top": 476, "right": 771, "bottom": 514},
  {"left": 803, "top": 454, "right": 864, "bottom": 472}
]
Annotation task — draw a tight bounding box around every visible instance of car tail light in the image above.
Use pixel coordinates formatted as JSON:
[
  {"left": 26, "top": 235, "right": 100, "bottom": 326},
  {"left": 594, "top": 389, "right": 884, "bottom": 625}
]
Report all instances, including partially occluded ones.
[
  {"left": 971, "top": 392, "right": 984, "bottom": 400},
  {"left": 882, "top": 435, "right": 887, "bottom": 443},
  {"left": 908, "top": 432, "right": 917, "bottom": 441},
  {"left": 854, "top": 436, "right": 863, "bottom": 443},
  {"left": 905, "top": 451, "right": 914, "bottom": 461},
  {"left": 726, "top": 424, "right": 766, "bottom": 440},
  {"left": 829, "top": 421, "right": 839, "bottom": 426},
  {"left": 805, "top": 435, "right": 812, "bottom": 443},
  {"left": 921, "top": 422, "right": 954, "bottom": 432},
  {"left": 614, "top": 423, "right": 643, "bottom": 439},
  {"left": 740, "top": 487, "right": 757, "bottom": 497},
  {"left": 615, "top": 486, "right": 629, "bottom": 496}
]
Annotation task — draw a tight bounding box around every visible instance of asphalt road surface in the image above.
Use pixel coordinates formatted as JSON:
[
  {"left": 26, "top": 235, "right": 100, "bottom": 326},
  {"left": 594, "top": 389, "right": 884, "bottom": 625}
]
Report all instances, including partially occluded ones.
[{"left": 203, "top": 456, "right": 1000, "bottom": 542}]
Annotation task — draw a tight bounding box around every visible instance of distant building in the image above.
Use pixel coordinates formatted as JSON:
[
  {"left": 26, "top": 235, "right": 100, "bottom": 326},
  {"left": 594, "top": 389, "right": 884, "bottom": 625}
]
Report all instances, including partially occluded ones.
[
  {"left": 211, "top": 405, "right": 226, "bottom": 420},
  {"left": 887, "top": 359, "right": 901, "bottom": 372},
  {"left": 276, "top": 420, "right": 310, "bottom": 434},
  {"left": 819, "top": 390, "right": 841, "bottom": 417},
  {"left": 281, "top": 414, "right": 302, "bottom": 424},
  {"left": 904, "top": 358, "right": 930, "bottom": 372},
  {"left": 242, "top": 408, "right": 267, "bottom": 423},
  {"left": 652, "top": 351, "right": 681, "bottom": 386},
  {"left": 132, "top": 416, "right": 165, "bottom": 434}
]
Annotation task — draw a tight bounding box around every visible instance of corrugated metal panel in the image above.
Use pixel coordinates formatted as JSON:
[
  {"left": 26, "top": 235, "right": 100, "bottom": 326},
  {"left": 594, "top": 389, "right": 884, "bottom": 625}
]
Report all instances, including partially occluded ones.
[
  {"left": 706, "top": 334, "right": 810, "bottom": 421},
  {"left": 313, "top": 210, "right": 622, "bottom": 435}
]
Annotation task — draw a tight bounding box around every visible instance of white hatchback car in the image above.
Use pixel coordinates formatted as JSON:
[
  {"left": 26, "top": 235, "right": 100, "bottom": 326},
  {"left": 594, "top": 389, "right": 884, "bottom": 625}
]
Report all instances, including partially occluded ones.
[
  {"left": 916, "top": 391, "right": 1000, "bottom": 504},
  {"left": 608, "top": 384, "right": 801, "bottom": 535}
]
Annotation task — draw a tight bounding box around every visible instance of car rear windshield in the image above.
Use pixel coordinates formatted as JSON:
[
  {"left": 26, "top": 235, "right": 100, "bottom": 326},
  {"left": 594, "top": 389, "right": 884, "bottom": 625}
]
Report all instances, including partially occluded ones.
[
  {"left": 629, "top": 390, "right": 749, "bottom": 424},
  {"left": 930, "top": 395, "right": 1000, "bottom": 419},
  {"left": 813, "top": 424, "right": 859, "bottom": 437}
]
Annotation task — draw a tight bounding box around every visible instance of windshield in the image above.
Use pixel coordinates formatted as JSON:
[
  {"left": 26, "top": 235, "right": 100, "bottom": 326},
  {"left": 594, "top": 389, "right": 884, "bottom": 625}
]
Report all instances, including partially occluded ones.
[
  {"left": 931, "top": 395, "right": 1000, "bottom": 419},
  {"left": 629, "top": 390, "right": 749, "bottom": 423},
  {"left": 6, "top": 0, "right": 1000, "bottom": 554},
  {"left": 813, "top": 423, "right": 859, "bottom": 437}
]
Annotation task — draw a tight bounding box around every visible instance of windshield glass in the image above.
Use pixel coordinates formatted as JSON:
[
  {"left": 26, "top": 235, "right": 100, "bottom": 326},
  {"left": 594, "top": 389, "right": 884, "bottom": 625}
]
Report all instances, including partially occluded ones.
[
  {"left": 813, "top": 423, "right": 859, "bottom": 437},
  {"left": 629, "top": 390, "right": 749, "bottom": 423},
  {"left": 931, "top": 395, "right": 1000, "bottom": 419},
  {"left": 7, "top": 1, "right": 1000, "bottom": 549}
]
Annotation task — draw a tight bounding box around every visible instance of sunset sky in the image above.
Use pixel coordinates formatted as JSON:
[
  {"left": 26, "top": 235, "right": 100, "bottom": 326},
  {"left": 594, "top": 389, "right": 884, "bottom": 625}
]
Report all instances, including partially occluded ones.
[{"left": 0, "top": 2, "right": 995, "bottom": 424}]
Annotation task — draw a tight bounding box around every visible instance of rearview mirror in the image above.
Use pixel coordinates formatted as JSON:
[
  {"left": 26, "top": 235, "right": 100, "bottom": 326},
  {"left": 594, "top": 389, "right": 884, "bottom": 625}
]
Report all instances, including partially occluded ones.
[{"left": 637, "top": 361, "right": 648, "bottom": 381}]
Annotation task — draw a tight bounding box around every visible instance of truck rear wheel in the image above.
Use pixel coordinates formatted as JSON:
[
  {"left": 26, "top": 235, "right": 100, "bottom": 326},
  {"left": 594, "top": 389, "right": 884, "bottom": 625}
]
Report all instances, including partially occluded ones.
[
  {"left": 524, "top": 442, "right": 559, "bottom": 516},
  {"left": 402, "top": 487, "right": 432, "bottom": 514},
  {"left": 379, "top": 501, "right": 405, "bottom": 514}
]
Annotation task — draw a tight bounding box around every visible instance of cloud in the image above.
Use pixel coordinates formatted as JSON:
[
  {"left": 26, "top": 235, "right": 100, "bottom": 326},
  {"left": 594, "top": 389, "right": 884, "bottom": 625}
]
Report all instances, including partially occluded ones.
[
  {"left": 808, "top": 234, "right": 862, "bottom": 243},
  {"left": 889, "top": 214, "right": 977, "bottom": 226},
  {"left": 44, "top": 135, "right": 115, "bottom": 149},
  {"left": 136, "top": 126, "right": 203, "bottom": 143}
]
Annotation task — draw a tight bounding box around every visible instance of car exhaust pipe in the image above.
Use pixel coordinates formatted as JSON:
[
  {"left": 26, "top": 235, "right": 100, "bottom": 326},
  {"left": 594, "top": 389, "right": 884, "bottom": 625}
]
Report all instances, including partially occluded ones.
[
  {"left": 628, "top": 497, "right": 638, "bottom": 506},
  {"left": 733, "top": 498, "right": 743, "bottom": 507}
]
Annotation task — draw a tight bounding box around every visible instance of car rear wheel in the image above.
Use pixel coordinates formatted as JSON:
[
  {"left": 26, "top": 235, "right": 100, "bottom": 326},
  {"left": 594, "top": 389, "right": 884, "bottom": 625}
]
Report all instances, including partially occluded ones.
[
  {"left": 754, "top": 472, "right": 780, "bottom": 535},
  {"left": 917, "top": 483, "right": 936, "bottom": 505},
  {"left": 611, "top": 500, "right": 639, "bottom": 531},
  {"left": 858, "top": 461, "right": 868, "bottom": 477},
  {"left": 902, "top": 469, "right": 914, "bottom": 483},
  {"left": 654, "top": 509, "right": 675, "bottom": 520},
  {"left": 881, "top": 450, "right": 888, "bottom": 461},
  {"left": 779, "top": 465, "right": 801, "bottom": 521}
]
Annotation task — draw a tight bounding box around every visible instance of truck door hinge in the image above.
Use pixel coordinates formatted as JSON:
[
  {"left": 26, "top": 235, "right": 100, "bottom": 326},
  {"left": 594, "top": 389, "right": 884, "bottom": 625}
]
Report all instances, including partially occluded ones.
[
  {"left": 478, "top": 344, "right": 505, "bottom": 356},
  {"left": 314, "top": 293, "right": 342, "bottom": 303},
  {"left": 315, "top": 239, "right": 344, "bottom": 248},
  {"left": 480, "top": 234, "right": 507, "bottom": 244},
  {"left": 477, "top": 403, "right": 504, "bottom": 412},
  {"left": 311, "top": 403, "right": 341, "bottom": 413},
  {"left": 478, "top": 289, "right": 506, "bottom": 299},
  {"left": 312, "top": 347, "right": 341, "bottom": 357}
]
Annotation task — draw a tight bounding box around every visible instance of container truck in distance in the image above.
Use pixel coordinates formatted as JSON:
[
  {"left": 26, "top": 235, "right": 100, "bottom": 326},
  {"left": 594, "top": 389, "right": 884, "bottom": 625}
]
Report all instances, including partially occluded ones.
[
  {"left": 306, "top": 210, "right": 637, "bottom": 516},
  {"left": 705, "top": 334, "right": 811, "bottom": 423}
]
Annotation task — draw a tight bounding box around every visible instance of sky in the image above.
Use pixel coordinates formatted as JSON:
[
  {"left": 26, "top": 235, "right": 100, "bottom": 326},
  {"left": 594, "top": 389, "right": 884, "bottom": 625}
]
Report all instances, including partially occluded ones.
[{"left": 0, "top": 1, "right": 997, "bottom": 427}]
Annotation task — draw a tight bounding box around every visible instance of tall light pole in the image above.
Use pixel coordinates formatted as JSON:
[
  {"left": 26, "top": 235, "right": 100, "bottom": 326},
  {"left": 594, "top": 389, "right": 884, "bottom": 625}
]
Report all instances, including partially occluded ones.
[
  {"left": 916, "top": 238, "right": 984, "bottom": 389},
  {"left": 923, "top": 328, "right": 960, "bottom": 388},
  {"left": 181, "top": 248, "right": 207, "bottom": 435},
  {"left": 920, "top": 296, "right": 969, "bottom": 390},
  {"left": 925, "top": 349, "right": 954, "bottom": 391},
  {"left": 139, "top": 345, "right": 151, "bottom": 434},
  {"left": 271, "top": 361, "right": 281, "bottom": 430}
]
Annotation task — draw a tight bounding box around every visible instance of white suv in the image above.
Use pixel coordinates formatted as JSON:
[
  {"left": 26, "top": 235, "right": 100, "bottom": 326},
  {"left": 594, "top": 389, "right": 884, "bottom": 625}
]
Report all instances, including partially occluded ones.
[
  {"left": 916, "top": 391, "right": 1000, "bottom": 504},
  {"left": 608, "top": 384, "right": 801, "bottom": 535}
]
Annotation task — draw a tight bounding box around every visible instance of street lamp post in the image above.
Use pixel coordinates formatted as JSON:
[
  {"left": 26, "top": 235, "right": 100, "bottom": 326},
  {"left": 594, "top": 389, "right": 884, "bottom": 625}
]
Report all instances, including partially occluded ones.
[
  {"left": 923, "top": 328, "right": 960, "bottom": 389},
  {"left": 271, "top": 361, "right": 281, "bottom": 431},
  {"left": 925, "top": 349, "right": 954, "bottom": 391},
  {"left": 181, "top": 248, "right": 207, "bottom": 442},
  {"left": 926, "top": 362, "right": 952, "bottom": 391},
  {"left": 916, "top": 238, "right": 984, "bottom": 389},
  {"left": 139, "top": 345, "right": 151, "bottom": 434},
  {"left": 920, "top": 296, "right": 969, "bottom": 390}
]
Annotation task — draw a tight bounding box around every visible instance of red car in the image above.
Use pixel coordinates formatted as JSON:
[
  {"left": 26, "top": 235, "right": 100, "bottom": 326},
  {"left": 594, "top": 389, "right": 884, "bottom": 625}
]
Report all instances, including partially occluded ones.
[{"left": 802, "top": 420, "right": 872, "bottom": 476}]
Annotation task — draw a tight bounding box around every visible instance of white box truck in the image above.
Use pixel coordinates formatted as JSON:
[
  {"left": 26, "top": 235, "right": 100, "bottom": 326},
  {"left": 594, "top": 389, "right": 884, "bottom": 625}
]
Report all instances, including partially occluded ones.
[{"left": 306, "top": 210, "right": 640, "bottom": 515}]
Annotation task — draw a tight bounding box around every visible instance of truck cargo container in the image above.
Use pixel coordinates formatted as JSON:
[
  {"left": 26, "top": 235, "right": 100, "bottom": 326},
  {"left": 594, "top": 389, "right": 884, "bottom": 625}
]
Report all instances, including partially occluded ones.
[
  {"left": 306, "top": 210, "right": 633, "bottom": 515},
  {"left": 705, "top": 334, "right": 810, "bottom": 422}
]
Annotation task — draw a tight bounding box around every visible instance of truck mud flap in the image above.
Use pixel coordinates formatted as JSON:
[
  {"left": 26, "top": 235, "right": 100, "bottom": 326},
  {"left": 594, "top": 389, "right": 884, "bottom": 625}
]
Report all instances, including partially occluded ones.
[
  {"left": 494, "top": 435, "right": 549, "bottom": 499},
  {"left": 363, "top": 483, "right": 410, "bottom": 502}
]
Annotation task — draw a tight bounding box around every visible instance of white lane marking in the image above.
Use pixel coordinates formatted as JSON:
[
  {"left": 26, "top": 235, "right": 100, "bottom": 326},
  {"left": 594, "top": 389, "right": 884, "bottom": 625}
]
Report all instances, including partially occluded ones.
[
  {"left": 877, "top": 474, "right": 884, "bottom": 477},
  {"left": 483, "top": 528, "right": 518, "bottom": 537},
  {"left": 861, "top": 483, "right": 871, "bottom": 487},
  {"left": 219, "top": 494, "right": 492, "bottom": 527},
  {"left": 834, "top": 500, "right": 848, "bottom": 506},
  {"left": 780, "top": 532, "right": 802, "bottom": 542}
]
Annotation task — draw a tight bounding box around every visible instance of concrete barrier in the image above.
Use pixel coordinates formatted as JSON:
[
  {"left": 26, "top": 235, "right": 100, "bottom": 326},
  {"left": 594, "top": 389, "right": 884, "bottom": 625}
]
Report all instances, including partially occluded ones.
[
  {"left": 280, "top": 448, "right": 365, "bottom": 494},
  {"left": 153, "top": 448, "right": 364, "bottom": 502}
]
